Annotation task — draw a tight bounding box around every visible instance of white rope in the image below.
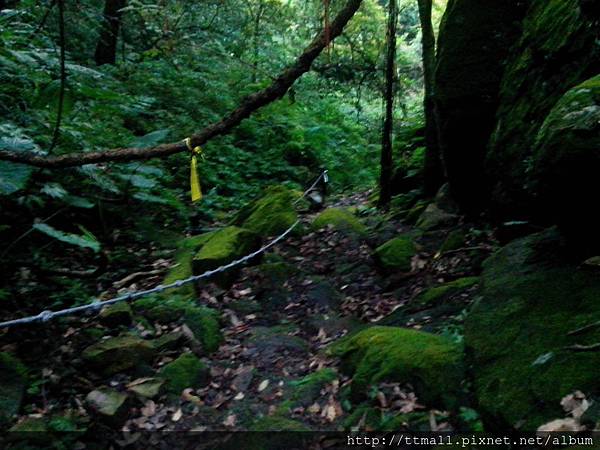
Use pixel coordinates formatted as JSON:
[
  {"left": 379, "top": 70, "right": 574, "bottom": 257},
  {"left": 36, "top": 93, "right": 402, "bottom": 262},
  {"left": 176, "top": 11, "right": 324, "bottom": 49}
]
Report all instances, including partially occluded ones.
[{"left": 0, "top": 171, "right": 328, "bottom": 329}]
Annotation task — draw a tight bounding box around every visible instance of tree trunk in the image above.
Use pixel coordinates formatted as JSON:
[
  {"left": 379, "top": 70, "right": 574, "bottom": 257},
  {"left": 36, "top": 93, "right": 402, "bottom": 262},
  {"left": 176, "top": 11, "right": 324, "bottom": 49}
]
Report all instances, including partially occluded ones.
[
  {"left": 251, "top": 2, "right": 265, "bottom": 83},
  {"left": 379, "top": 0, "right": 397, "bottom": 209},
  {"left": 418, "top": 0, "right": 444, "bottom": 197},
  {"left": 94, "top": 0, "right": 127, "bottom": 66}
]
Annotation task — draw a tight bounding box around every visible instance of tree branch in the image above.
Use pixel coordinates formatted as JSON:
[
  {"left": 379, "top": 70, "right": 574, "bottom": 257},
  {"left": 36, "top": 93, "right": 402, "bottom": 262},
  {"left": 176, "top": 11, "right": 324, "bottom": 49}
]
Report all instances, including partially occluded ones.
[{"left": 1, "top": 0, "right": 363, "bottom": 169}]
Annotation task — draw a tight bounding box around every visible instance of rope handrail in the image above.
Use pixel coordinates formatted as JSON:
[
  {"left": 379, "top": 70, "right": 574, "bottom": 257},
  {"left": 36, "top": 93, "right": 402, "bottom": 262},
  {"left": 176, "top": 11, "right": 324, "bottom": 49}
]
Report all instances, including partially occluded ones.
[{"left": 0, "top": 170, "right": 328, "bottom": 329}]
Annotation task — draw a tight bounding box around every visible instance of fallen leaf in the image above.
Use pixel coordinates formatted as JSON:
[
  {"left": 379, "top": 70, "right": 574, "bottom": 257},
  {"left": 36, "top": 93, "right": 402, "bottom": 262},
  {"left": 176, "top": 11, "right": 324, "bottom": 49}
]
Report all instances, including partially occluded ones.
[
  {"left": 223, "top": 414, "right": 237, "bottom": 427},
  {"left": 172, "top": 408, "right": 183, "bottom": 422},
  {"left": 257, "top": 379, "right": 270, "bottom": 392}
]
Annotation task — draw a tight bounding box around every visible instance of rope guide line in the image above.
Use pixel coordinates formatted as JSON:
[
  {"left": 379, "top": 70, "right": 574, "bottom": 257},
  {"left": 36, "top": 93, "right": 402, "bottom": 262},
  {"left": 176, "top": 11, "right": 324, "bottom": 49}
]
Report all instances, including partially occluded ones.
[{"left": 0, "top": 170, "right": 328, "bottom": 330}]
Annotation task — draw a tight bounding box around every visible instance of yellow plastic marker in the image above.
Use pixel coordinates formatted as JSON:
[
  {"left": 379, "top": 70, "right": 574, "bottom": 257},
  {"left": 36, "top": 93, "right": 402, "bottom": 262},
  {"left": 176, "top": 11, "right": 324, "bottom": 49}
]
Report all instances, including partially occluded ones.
[{"left": 185, "top": 137, "right": 203, "bottom": 202}]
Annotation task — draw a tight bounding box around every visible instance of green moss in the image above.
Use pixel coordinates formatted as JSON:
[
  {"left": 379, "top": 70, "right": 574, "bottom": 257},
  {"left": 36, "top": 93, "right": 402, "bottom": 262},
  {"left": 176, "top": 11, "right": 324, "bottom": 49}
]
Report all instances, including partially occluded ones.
[
  {"left": 159, "top": 353, "right": 209, "bottom": 395},
  {"left": 82, "top": 334, "right": 156, "bottom": 375},
  {"left": 486, "top": 0, "right": 599, "bottom": 213},
  {"left": 439, "top": 230, "right": 466, "bottom": 253},
  {"left": 99, "top": 302, "right": 132, "bottom": 327},
  {"left": 0, "top": 352, "right": 27, "bottom": 425},
  {"left": 135, "top": 296, "right": 222, "bottom": 354},
  {"left": 234, "top": 185, "right": 299, "bottom": 237},
  {"left": 329, "top": 326, "right": 464, "bottom": 408},
  {"left": 193, "top": 226, "right": 261, "bottom": 286},
  {"left": 288, "top": 368, "right": 337, "bottom": 407},
  {"left": 162, "top": 248, "right": 196, "bottom": 299},
  {"left": 183, "top": 306, "right": 222, "bottom": 353},
  {"left": 465, "top": 228, "right": 600, "bottom": 429},
  {"left": 415, "top": 277, "right": 479, "bottom": 308},
  {"left": 374, "top": 235, "right": 417, "bottom": 272},
  {"left": 405, "top": 201, "right": 428, "bottom": 224},
  {"left": 311, "top": 208, "right": 367, "bottom": 235},
  {"left": 416, "top": 204, "right": 457, "bottom": 231}
]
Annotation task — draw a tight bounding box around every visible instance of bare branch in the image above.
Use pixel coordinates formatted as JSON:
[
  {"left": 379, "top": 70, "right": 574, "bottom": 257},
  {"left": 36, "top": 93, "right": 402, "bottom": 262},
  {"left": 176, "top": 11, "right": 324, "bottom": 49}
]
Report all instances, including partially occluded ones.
[{"left": 0, "top": 0, "right": 363, "bottom": 169}]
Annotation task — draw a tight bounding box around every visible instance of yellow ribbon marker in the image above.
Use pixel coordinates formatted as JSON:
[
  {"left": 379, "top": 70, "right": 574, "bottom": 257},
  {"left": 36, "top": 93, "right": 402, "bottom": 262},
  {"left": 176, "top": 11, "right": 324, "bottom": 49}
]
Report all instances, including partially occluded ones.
[{"left": 185, "top": 137, "right": 203, "bottom": 202}]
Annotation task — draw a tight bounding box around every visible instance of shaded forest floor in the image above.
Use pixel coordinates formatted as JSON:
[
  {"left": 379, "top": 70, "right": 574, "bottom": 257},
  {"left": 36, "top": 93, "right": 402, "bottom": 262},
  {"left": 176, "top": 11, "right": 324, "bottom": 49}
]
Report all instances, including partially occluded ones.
[{"left": 1, "top": 190, "right": 496, "bottom": 447}]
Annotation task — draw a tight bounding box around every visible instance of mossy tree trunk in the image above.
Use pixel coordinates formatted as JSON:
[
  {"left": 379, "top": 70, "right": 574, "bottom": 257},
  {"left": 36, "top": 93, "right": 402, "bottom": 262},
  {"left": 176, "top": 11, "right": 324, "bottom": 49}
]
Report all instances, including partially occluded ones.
[
  {"left": 379, "top": 0, "right": 397, "bottom": 209},
  {"left": 94, "top": 0, "right": 127, "bottom": 66},
  {"left": 417, "top": 0, "right": 444, "bottom": 197}
]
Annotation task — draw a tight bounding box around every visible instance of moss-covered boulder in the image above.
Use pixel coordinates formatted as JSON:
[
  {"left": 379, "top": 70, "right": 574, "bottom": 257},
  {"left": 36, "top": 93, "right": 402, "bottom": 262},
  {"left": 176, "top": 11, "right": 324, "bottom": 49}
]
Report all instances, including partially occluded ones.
[
  {"left": 465, "top": 228, "right": 600, "bottom": 429},
  {"left": 193, "top": 226, "right": 261, "bottom": 287},
  {"left": 234, "top": 185, "right": 299, "bottom": 237},
  {"left": 135, "top": 296, "right": 223, "bottom": 353},
  {"left": 159, "top": 353, "right": 209, "bottom": 395},
  {"left": 405, "top": 200, "right": 428, "bottom": 224},
  {"left": 529, "top": 75, "right": 600, "bottom": 251},
  {"left": 0, "top": 352, "right": 27, "bottom": 426},
  {"left": 414, "top": 277, "right": 479, "bottom": 309},
  {"left": 435, "top": 0, "right": 526, "bottom": 212},
  {"left": 486, "top": 0, "right": 600, "bottom": 217},
  {"left": 99, "top": 302, "right": 132, "bottom": 328},
  {"left": 311, "top": 208, "right": 367, "bottom": 235},
  {"left": 373, "top": 235, "right": 417, "bottom": 272},
  {"left": 416, "top": 204, "right": 458, "bottom": 231},
  {"left": 183, "top": 306, "right": 222, "bottom": 353},
  {"left": 82, "top": 334, "right": 155, "bottom": 376},
  {"left": 439, "top": 229, "right": 467, "bottom": 253},
  {"left": 329, "top": 326, "right": 464, "bottom": 408}
]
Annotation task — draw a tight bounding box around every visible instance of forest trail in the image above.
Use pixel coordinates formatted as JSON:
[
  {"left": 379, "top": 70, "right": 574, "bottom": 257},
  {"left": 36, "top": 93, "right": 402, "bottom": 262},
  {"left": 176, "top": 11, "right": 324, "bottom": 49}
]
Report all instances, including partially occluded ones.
[{"left": 2, "top": 188, "right": 492, "bottom": 445}]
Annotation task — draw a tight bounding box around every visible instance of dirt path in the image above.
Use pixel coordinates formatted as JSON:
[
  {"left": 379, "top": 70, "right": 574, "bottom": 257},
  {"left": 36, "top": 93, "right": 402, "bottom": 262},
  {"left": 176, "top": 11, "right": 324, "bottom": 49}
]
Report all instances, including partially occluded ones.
[{"left": 1, "top": 192, "right": 492, "bottom": 447}]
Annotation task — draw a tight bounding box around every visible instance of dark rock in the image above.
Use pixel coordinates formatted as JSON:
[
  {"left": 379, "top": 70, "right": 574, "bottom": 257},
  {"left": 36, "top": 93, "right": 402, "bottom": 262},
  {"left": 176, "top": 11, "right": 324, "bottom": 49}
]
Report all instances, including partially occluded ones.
[
  {"left": 465, "top": 228, "right": 600, "bottom": 429},
  {"left": 486, "top": 0, "right": 600, "bottom": 217},
  {"left": 435, "top": 0, "right": 526, "bottom": 212},
  {"left": 82, "top": 334, "right": 156, "bottom": 376},
  {"left": 529, "top": 75, "right": 600, "bottom": 252}
]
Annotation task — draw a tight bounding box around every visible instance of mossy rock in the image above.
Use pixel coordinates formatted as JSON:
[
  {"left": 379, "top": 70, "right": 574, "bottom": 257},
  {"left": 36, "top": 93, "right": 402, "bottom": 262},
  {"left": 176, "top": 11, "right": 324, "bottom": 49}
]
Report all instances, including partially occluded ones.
[
  {"left": 311, "top": 208, "right": 367, "bottom": 235},
  {"left": 414, "top": 277, "right": 479, "bottom": 309},
  {"left": 234, "top": 185, "right": 299, "bottom": 237},
  {"left": 439, "top": 229, "right": 467, "bottom": 253},
  {"left": 0, "top": 352, "right": 28, "bottom": 426},
  {"left": 99, "top": 302, "right": 132, "bottom": 328},
  {"left": 82, "top": 334, "right": 155, "bottom": 376},
  {"left": 529, "top": 74, "right": 600, "bottom": 251},
  {"left": 373, "top": 235, "right": 417, "bottom": 272},
  {"left": 465, "top": 228, "right": 600, "bottom": 429},
  {"left": 288, "top": 368, "right": 337, "bottom": 407},
  {"left": 416, "top": 204, "right": 458, "bottom": 231},
  {"left": 159, "top": 353, "right": 209, "bottom": 395},
  {"left": 405, "top": 200, "right": 428, "bottom": 224},
  {"left": 135, "top": 296, "right": 223, "bottom": 353},
  {"left": 183, "top": 306, "right": 223, "bottom": 353},
  {"left": 486, "top": 0, "right": 600, "bottom": 217},
  {"left": 193, "top": 226, "right": 261, "bottom": 287},
  {"left": 435, "top": 0, "right": 526, "bottom": 211},
  {"left": 329, "top": 326, "right": 464, "bottom": 408}
]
